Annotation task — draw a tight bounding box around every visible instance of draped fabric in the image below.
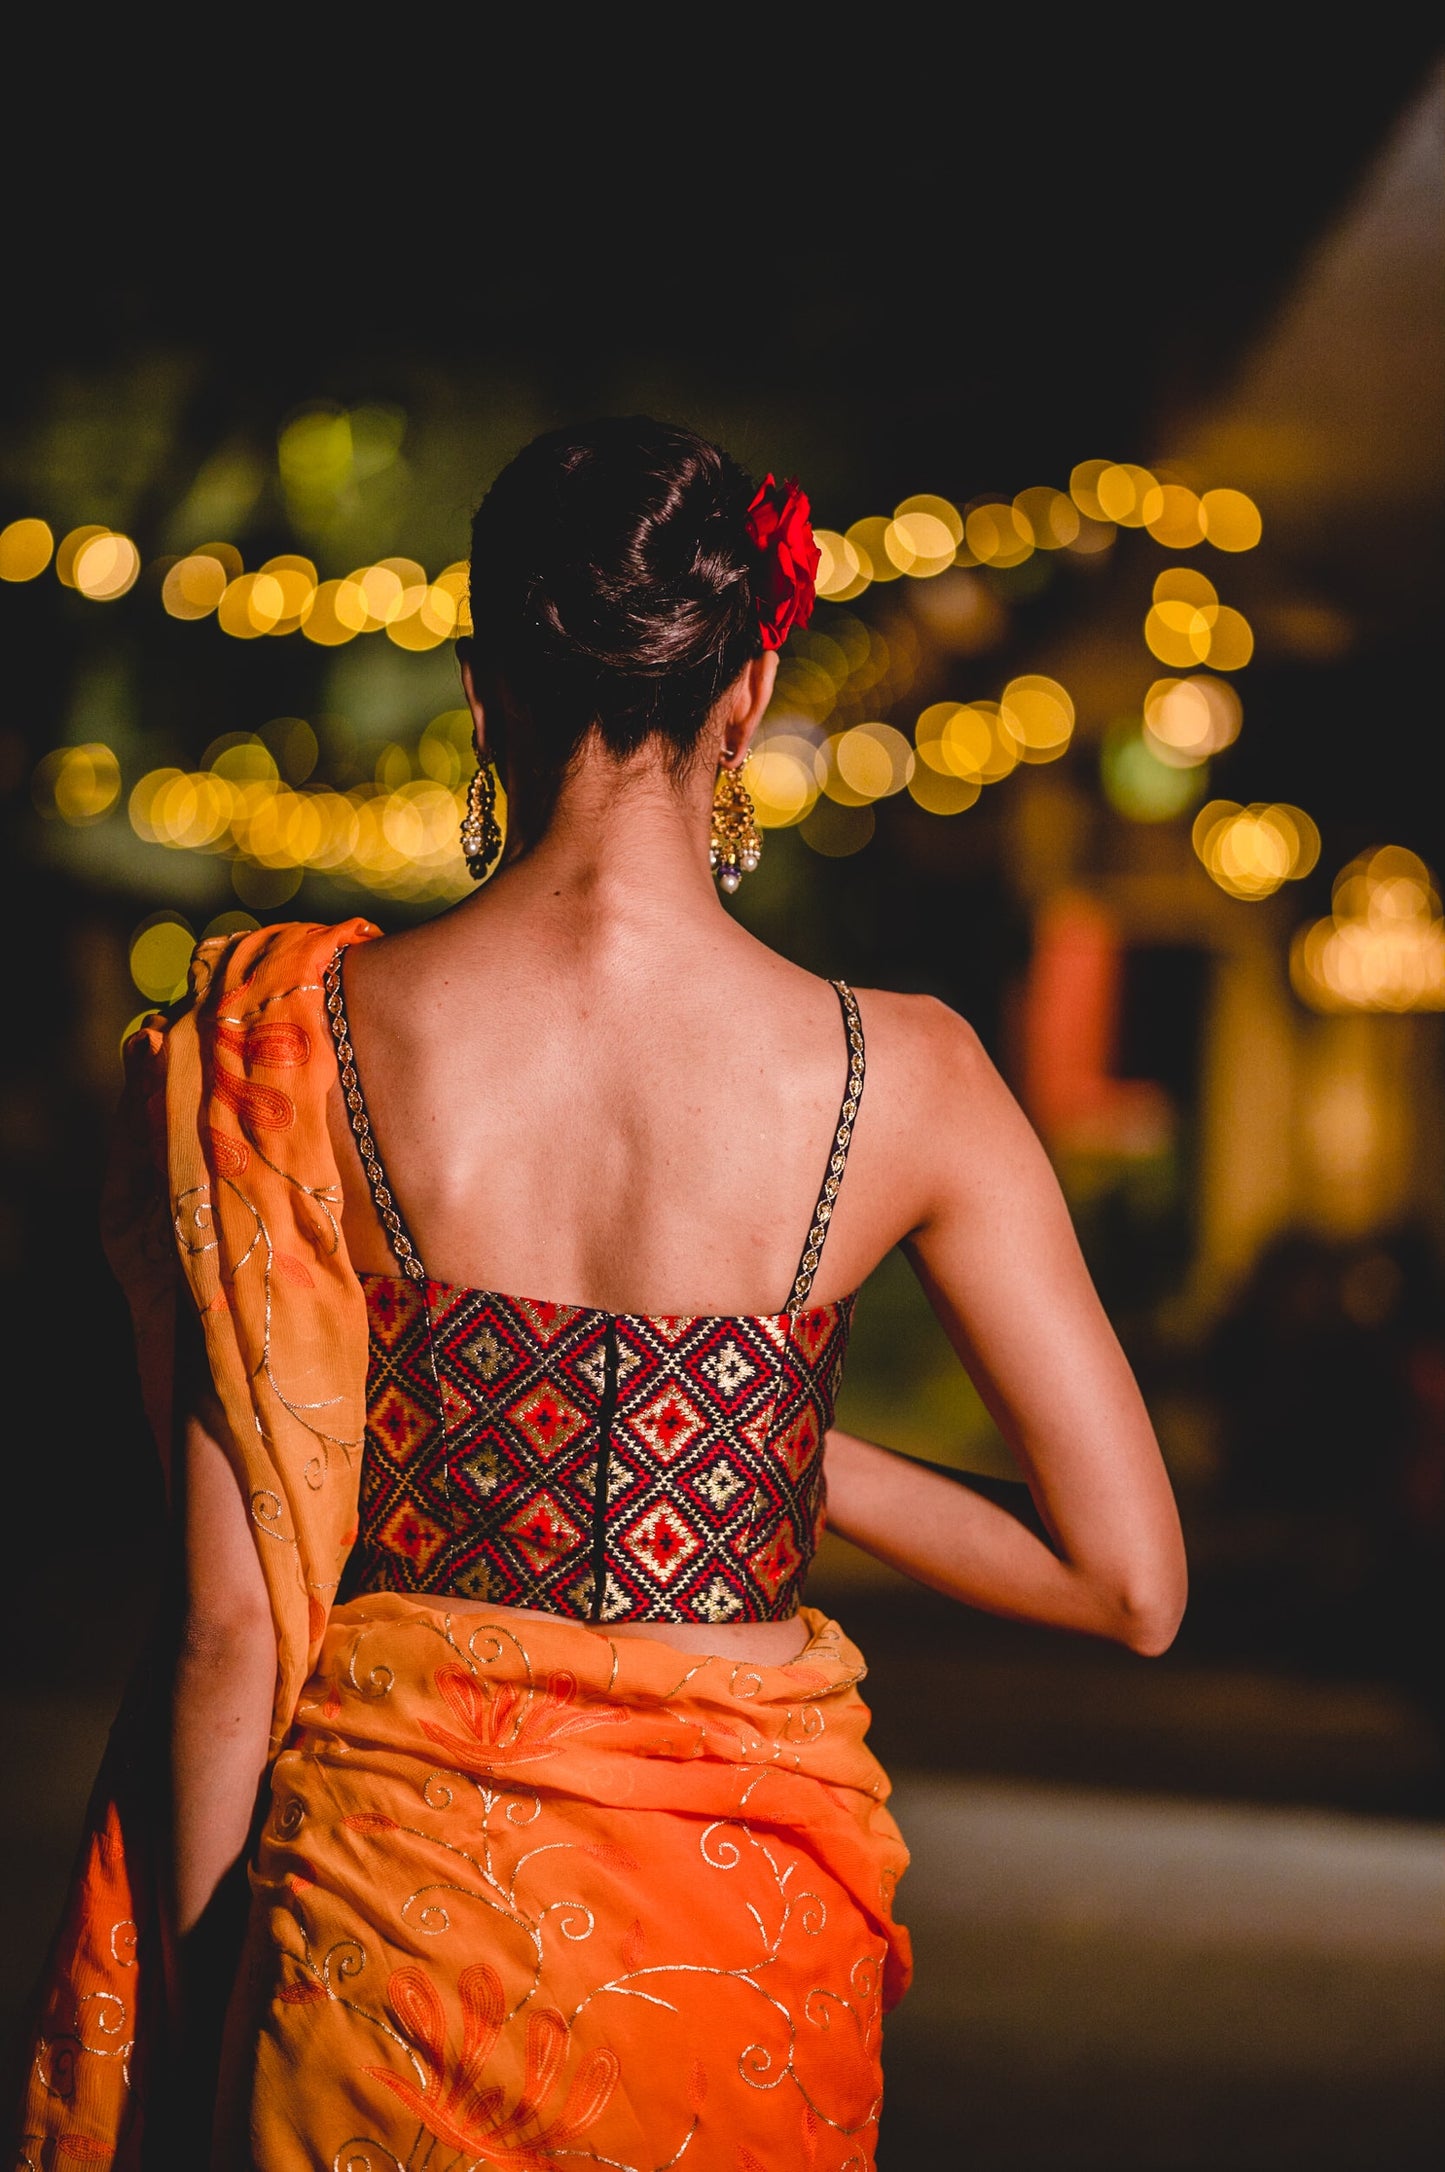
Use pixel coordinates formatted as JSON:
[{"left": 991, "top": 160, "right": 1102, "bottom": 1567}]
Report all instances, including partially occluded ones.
[
  {"left": 12, "top": 920, "right": 910, "bottom": 2171},
  {"left": 228, "top": 1596, "right": 909, "bottom": 2171}
]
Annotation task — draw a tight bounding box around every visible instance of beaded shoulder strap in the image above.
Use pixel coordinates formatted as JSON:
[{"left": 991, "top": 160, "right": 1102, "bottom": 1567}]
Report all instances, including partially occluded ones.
[
  {"left": 323, "top": 946, "right": 429, "bottom": 1287},
  {"left": 786, "top": 980, "right": 866, "bottom": 1317}
]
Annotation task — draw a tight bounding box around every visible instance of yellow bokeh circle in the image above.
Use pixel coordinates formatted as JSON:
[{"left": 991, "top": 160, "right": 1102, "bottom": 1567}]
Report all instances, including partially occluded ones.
[
  {"left": 75, "top": 533, "right": 140, "bottom": 600},
  {"left": 1201, "top": 488, "right": 1262, "bottom": 552},
  {"left": 0, "top": 517, "right": 54, "bottom": 582},
  {"left": 999, "top": 675, "right": 1075, "bottom": 762},
  {"left": 130, "top": 917, "right": 195, "bottom": 1003},
  {"left": 163, "top": 554, "right": 229, "bottom": 620}
]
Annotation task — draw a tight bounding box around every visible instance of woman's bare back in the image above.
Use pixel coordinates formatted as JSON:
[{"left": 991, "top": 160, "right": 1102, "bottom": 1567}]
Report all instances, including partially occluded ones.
[{"left": 330, "top": 872, "right": 918, "bottom": 1318}]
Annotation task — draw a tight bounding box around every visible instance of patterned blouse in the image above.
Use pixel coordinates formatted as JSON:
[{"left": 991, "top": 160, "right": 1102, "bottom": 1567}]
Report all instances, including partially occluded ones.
[{"left": 325, "top": 953, "right": 865, "bottom": 1625}]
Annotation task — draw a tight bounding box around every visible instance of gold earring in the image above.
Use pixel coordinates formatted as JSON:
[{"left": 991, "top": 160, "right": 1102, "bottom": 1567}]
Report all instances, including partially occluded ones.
[
  {"left": 460, "top": 763, "right": 503, "bottom": 880},
  {"left": 710, "top": 760, "right": 761, "bottom": 895}
]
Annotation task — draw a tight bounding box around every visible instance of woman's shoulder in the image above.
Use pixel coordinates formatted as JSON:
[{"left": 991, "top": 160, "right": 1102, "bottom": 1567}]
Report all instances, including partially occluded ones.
[{"left": 850, "top": 982, "right": 989, "bottom": 1079}]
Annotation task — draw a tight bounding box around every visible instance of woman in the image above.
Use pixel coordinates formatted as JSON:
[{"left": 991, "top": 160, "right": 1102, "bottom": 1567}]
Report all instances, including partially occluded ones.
[{"left": 17, "top": 418, "right": 1185, "bottom": 2170}]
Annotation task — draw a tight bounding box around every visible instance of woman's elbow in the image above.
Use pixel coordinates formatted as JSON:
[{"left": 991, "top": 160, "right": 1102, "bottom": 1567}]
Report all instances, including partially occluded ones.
[{"left": 1112, "top": 1561, "right": 1188, "bottom": 1657}]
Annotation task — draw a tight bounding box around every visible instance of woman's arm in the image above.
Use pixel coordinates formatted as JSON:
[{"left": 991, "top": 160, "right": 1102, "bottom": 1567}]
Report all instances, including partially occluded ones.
[
  {"left": 827, "top": 1002, "right": 1187, "bottom": 1655},
  {"left": 824, "top": 1431, "right": 1178, "bottom": 1652},
  {"left": 171, "top": 1319, "right": 275, "bottom": 1947}
]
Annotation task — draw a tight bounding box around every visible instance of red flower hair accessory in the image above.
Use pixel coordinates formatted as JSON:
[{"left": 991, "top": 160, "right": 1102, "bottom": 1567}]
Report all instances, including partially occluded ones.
[{"left": 744, "top": 475, "right": 821, "bottom": 651}]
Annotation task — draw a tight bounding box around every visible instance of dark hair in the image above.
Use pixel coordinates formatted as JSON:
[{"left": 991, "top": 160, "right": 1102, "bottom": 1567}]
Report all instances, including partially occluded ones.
[{"left": 467, "top": 417, "right": 762, "bottom": 828}]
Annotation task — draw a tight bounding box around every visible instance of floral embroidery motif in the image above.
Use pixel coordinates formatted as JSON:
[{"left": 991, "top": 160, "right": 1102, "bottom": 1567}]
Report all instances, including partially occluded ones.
[
  {"left": 366, "top": 1962, "right": 620, "bottom": 2166},
  {"left": 258, "top": 1602, "right": 910, "bottom": 2170},
  {"left": 417, "top": 1667, "right": 628, "bottom": 1772}
]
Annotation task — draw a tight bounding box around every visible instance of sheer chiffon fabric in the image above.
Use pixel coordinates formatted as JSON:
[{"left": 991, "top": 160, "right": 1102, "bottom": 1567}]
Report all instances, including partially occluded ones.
[{"left": 232, "top": 1595, "right": 908, "bottom": 2170}]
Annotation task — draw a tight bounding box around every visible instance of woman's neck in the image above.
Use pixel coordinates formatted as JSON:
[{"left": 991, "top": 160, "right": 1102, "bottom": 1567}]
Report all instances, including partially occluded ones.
[{"left": 493, "top": 743, "right": 727, "bottom": 929}]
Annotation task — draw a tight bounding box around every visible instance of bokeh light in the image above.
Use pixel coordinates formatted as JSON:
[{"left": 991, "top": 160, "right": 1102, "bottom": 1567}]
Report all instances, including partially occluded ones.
[
  {"left": 12, "top": 456, "right": 1282, "bottom": 913},
  {"left": 1144, "top": 568, "right": 1253, "bottom": 672},
  {"left": 1013, "top": 487, "right": 1079, "bottom": 550},
  {"left": 1143, "top": 483, "right": 1207, "bottom": 549},
  {"left": 831, "top": 722, "right": 914, "bottom": 801},
  {"left": 813, "top": 530, "right": 870, "bottom": 602},
  {"left": 257, "top": 555, "right": 317, "bottom": 633},
  {"left": 1192, "top": 800, "right": 1321, "bottom": 898},
  {"left": 1103, "top": 721, "right": 1208, "bottom": 821},
  {"left": 418, "top": 710, "right": 475, "bottom": 790},
  {"left": 1291, "top": 848, "right": 1445, "bottom": 1013},
  {"left": 129, "top": 914, "right": 196, "bottom": 1003},
  {"left": 278, "top": 407, "right": 355, "bottom": 500},
  {"left": 32, "top": 744, "right": 122, "bottom": 824},
  {"left": 1155, "top": 568, "right": 1219, "bottom": 610},
  {"left": 1064, "top": 513, "right": 1116, "bottom": 555},
  {"left": 218, "top": 572, "right": 284, "bottom": 639},
  {"left": 964, "top": 503, "right": 1034, "bottom": 569},
  {"left": 1143, "top": 676, "right": 1242, "bottom": 766},
  {"left": 1095, "top": 463, "right": 1157, "bottom": 528},
  {"left": 0, "top": 518, "right": 54, "bottom": 582},
  {"left": 799, "top": 799, "right": 875, "bottom": 856},
  {"left": 74, "top": 532, "right": 140, "bottom": 601},
  {"left": 300, "top": 579, "right": 362, "bottom": 646},
  {"left": 162, "top": 553, "right": 230, "bottom": 621},
  {"left": 845, "top": 517, "right": 904, "bottom": 584},
  {"left": 915, "top": 700, "right": 1019, "bottom": 785},
  {"left": 906, "top": 764, "right": 981, "bottom": 815},
  {"left": 118, "top": 713, "right": 477, "bottom": 906},
  {"left": 1202, "top": 607, "right": 1253, "bottom": 670},
  {"left": 886, "top": 495, "right": 961, "bottom": 578},
  {"left": 747, "top": 738, "right": 823, "bottom": 826},
  {"left": 1201, "top": 487, "right": 1263, "bottom": 552},
  {"left": 55, "top": 526, "right": 109, "bottom": 587},
  {"left": 1068, "top": 460, "right": 1111, "bottom": 521},
  {"left": 999, "top": 675, "right": 1074, "bottom": 764}
]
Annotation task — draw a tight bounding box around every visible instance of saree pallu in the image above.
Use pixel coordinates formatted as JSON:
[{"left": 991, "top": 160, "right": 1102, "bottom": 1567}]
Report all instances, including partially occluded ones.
[{"left": 229, "top": 1597, "right": 910, "bottom": 2172}]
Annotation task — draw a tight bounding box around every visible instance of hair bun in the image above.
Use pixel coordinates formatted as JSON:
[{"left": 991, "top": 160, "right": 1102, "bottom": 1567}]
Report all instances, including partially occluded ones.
[{"left": 469, "top": 418, "right": 762, "bottom": 822}]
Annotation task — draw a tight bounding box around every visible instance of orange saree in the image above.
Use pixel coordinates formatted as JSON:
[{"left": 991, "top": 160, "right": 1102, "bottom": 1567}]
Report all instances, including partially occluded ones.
[{"left": 14, "top": 920, "right": 910, "bottom": 2171}]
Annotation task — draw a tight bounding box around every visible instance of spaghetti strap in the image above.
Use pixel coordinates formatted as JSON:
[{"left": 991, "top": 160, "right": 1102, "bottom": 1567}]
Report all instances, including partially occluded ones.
[
  {"left": 324, "top": 946, "right": 429, "bottom": 1287},
  {"left": 785, "top": 980, "right": 866, "bottom": 1317}
]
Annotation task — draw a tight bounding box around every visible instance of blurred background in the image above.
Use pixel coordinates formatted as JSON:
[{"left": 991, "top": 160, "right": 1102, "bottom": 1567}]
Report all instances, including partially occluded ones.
[{"left": 3, "top": 34, "right": 1443, "bottom": 2169}]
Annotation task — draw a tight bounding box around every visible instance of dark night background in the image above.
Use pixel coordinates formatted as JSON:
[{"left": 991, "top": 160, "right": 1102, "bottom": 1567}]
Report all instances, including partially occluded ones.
[{"left": 3, "top": 34, "right": 1444, "bottom": 2169}]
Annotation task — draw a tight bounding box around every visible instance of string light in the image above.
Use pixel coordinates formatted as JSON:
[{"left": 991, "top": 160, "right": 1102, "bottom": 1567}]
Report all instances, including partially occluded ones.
[
  {"left": 8, "top": 458, "right": 1258, "bottom": 638},
  {"left": 20, "top": 451, "right": 1274, "bottom": 886}
]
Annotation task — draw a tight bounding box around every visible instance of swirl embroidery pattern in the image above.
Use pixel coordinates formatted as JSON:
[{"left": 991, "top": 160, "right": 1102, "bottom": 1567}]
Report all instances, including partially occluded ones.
[
  {"left": 16, "top": 919, "right": 382, "bottom": 2169},
  {"left": 246, "top": 1594, "right": 911, "bottom": 2169}
]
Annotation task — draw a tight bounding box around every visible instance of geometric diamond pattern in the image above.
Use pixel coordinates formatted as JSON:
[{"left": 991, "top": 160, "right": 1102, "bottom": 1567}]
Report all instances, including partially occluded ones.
[
  {"left": 343, "top": 1275, "right": 855, "bottom": 1625},
  {"left": 326, "top": 951, "right": 865, "bottom": 1629}
]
